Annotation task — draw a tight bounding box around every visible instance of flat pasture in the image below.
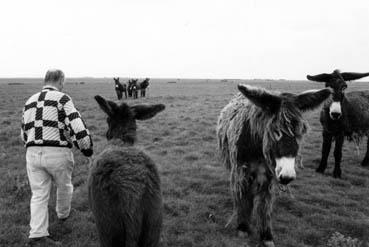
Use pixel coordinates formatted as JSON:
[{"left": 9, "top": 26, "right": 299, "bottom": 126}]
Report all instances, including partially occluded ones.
[{"left": 0, "top": 78, "right": 368, "bottom": 246}]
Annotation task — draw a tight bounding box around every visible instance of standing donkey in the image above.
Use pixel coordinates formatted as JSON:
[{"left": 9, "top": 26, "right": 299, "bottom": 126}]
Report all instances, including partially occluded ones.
[
  {"left": 217, "top": 84, "right": 331, "bottom": 246},
  {"left": 113, "top": 77, "right": 127, "bottom": 100},
  {"left": 307, "top": 70, "right": 369, "bottom": 178},
  {"left": 138, "top": 78, "right": 150, "bottom": 97},
  {"left": 88, "top": 95, "right": 165, "bottom": 247},
  {"left": 128, "top": 79, "right": 139, "bottom": 98}
]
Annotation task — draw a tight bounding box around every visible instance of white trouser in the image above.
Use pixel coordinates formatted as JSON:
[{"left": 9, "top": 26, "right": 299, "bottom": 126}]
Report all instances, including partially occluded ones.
[{"left": 26, "top": 146, "right": 74, "bottom": 238}]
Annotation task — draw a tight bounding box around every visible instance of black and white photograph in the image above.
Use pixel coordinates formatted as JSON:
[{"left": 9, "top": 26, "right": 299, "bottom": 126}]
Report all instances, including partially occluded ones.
[{"left": 1, "top": 0, "right": 369, "bottom": 246}]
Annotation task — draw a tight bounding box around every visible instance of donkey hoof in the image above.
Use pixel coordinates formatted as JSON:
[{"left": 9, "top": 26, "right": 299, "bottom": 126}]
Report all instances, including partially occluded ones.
[
  {"left": 333, "top": 169, "right": 342, "bottom": 178},
  {"left": 316, "top": 167, "right": 325, "bottom": 174},
  {"left": 262, "top": 240, "right": 275, "bottom": 247},
  {"left": 361, "top": 160, "right": 369, "bottom": 167},
  {"left": 238, "top": 231, "right": 249, "bottom": 238}
]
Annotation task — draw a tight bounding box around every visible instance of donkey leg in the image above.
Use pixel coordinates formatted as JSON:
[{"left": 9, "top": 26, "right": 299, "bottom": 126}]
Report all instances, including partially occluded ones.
[
  {"left": 230, "top": 166, "right": 253, "bottom": 236},
  {"left": 116, "top": 90, "right": 121, "bottom": 100},
  {"left": 361, "top": 136, "right": 369, "bottom": 167},
  {"left": 235, "top": 190, "right": 254, "bottom": 236},
  {"left": 317, "top": 131, "right": 332, "bottom": 174},
  {"left": 333, "top": 134, "right": 344, "bottom": 178},
  {"left": 254, "top": 181, "right": 274, "bottom": 246}
]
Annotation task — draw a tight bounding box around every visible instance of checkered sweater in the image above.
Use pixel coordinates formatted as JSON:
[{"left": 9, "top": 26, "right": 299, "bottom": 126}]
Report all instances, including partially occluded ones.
[{"left": 21, "top": 86, "right": 93, "bottom": 157}]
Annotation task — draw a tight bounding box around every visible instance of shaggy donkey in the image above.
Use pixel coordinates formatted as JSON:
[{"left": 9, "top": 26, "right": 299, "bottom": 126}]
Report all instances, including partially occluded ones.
[
  {"left": 113, "top": 77, "right": 127, "bottom": 100},
  {"left": 307, "top": 70, "right": 369, "bottom": 178},
  {"left": 217, "top": 84, "right": 331, "bottom": 246},
  {"left": 88, "top": 95, "right": 165, "bottom": 247}
]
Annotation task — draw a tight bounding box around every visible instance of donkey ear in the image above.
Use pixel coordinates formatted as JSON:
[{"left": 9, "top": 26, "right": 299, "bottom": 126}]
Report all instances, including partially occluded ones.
[
  {"left": 294, "top": 88, "right": 332, "bottom": 112},
  {"left": 131, "top": 104, "right": 165, "bottom": 120},
  {"left": 95, "top": 95, "right": 116, "bottom": 116},
  {"left": 341, "top": 72, "right": 369, "bottom": 81},
  {"left": 306, "top": 73, "right": 333, "bottom": 82},
  {"left": 238, "top": 84, "right": 281, "bottom": 113}
]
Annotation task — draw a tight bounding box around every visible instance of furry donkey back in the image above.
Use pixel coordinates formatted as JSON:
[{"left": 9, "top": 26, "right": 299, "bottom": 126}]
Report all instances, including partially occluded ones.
[
  {"left": 88, "top": 95, "right": 165, "bottom": 247},
  {"left": 88, "top": 145, "right": 162, "bottom": 247}
]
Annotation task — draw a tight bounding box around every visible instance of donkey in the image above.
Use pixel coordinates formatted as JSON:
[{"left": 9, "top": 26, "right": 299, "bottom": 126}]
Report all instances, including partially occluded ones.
[
  {"left": 138, "top": 78, "right": 150, "bottom": 97},
  {"left": 307, "top": 70, "right": 369, "bottom": 178},
  {"left": 113, "top": 77, "right": 127, "bottom": 100},
  {"left": 217, "top": 84, "right": 331, "bottom": 246},
  {"left": 128, "top": 79, "right": 139, "bottom": 98},
  {"left": 88, "top": 95, "right": 165, "bottom": 247}
]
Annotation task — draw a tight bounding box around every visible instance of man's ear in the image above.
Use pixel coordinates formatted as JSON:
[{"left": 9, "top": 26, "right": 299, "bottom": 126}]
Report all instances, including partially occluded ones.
[
  {"left": 131, "top": 104, "right": 165, "bottom": 120},
  {"left": 95, "top": 95, "right": 117, "bottom": 117}
]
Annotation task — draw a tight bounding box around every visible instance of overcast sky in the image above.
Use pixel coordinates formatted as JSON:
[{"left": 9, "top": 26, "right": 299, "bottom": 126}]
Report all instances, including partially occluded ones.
[{"left": 0, "top": 0, "right": 368, "bottom": 79}]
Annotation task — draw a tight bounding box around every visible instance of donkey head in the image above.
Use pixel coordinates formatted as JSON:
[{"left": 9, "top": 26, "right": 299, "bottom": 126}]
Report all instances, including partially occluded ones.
[
  {"left": 238, "top": 84, "right": 331, "bottom": 184},
  {"left": 95, "top": 95, "right": 165, "bottom": 144},
  {"left": 113, "top": 77, "right": 120, "bottom": 84},
  {"left": 307, "top": 70, "right": 369, "bottom": 120}
]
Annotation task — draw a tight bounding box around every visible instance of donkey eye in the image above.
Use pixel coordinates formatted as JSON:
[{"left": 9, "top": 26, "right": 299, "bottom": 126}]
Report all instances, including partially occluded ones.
[{"left": 342, "top": 86, "right": 347, "bottom": 91}]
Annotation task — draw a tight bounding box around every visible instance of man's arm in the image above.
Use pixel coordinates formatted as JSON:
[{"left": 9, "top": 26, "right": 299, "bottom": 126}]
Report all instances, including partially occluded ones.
[
  {"left": 20, "top": 108, "right": 27, "bottom": 144},
  {"left": 60, "top": 94, "right": 93, "bottom": 157}
]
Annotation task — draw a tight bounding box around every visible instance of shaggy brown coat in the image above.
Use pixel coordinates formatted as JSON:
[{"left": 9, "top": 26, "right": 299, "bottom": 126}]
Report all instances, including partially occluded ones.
[
  {"left": 217, "top": 84, "right": 331, "bottom": 246},
  {"left": 88, "top": 95, "right": 165, "bottom": 247}
]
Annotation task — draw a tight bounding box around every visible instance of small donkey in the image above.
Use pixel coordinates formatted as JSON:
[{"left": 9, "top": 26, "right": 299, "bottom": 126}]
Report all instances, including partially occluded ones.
[{"left": 88, "top": 95, "right": 165, "bottom": 247}]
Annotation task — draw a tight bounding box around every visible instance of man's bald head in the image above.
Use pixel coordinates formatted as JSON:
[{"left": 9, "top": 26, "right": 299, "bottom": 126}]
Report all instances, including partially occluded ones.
[{"left": 44, "top": 69, "right": 65, "bottom": 90}]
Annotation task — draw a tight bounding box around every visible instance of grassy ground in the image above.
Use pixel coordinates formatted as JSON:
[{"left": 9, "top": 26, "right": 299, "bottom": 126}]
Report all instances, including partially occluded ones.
[{"left": 0, "top": 78, "right": 368, "bottom": 247}]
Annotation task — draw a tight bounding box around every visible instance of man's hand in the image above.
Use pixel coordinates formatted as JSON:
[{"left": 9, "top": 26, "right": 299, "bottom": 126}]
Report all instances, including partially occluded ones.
[{"left": 86, "top": 156, "right": 93, "bottom": 169}]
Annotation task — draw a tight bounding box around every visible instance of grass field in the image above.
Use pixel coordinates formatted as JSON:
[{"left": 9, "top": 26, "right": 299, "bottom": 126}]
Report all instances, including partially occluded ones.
[{"left": 0, "top": 78, "right": 368, "bottom": 247}]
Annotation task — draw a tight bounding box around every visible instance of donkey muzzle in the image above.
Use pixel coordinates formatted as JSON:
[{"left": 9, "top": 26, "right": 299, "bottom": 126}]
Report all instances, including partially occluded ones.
[
  {"left": 275, "top": 157, "right": 296, "bottom": 185},
  {"left": 329, "top": 101, "right": 342, "bottom": 120}
]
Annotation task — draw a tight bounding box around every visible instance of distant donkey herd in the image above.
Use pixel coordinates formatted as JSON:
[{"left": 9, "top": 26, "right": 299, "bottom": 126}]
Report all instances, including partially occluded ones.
[
  {"left": 113, "top": 77, "right": 150, "bottom": 100},
  {"left": 87, "top": 70, "right": 369, "bottom": 247}
]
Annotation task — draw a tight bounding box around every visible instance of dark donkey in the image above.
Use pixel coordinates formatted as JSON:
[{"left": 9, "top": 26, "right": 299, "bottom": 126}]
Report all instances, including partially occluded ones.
[
  {"left": 113, "top": 77, "right": 127, "bottom": 100},
  {"left": 217, "top": 84, "right": 331, "bottom": 246},
  {"left": 307, "top": 70, "right": 369, "bottom": 178},
  {"left": 128, "top": 79, "right": 139, "bottom": 98},
  {"left": 138, "top": 78, "right": 150, "bottom": 97},
  {"left": 89, "top": 95, "right": 165, "bottom": 247}
]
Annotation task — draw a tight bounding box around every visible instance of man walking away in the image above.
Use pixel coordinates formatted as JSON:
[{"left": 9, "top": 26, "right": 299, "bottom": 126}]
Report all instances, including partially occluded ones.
[{"left": 21, "top": 69, "right": 93, "bottom": 246}]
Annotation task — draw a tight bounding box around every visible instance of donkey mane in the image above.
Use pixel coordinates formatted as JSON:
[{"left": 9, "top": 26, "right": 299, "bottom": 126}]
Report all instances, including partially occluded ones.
[{"left": 223, "top": 91, "right": 308, "bottom": 167}]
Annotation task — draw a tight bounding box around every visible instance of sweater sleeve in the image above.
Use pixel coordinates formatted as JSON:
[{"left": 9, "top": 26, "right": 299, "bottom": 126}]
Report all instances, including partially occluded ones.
[
  {"left": 20, "top": 107, "right": 27, "bottom": 144},
  {"left": 60, "top": 94, "right": 93, "bottom": 157}
]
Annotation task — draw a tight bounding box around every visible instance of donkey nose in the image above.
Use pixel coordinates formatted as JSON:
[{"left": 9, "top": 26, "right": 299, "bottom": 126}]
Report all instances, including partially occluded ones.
[
  {"left": 279, "top": 176, "right": 295, "bottom": 185},
  {"left": 330, "top": 112, "right": 341, "bottom": 120}
]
